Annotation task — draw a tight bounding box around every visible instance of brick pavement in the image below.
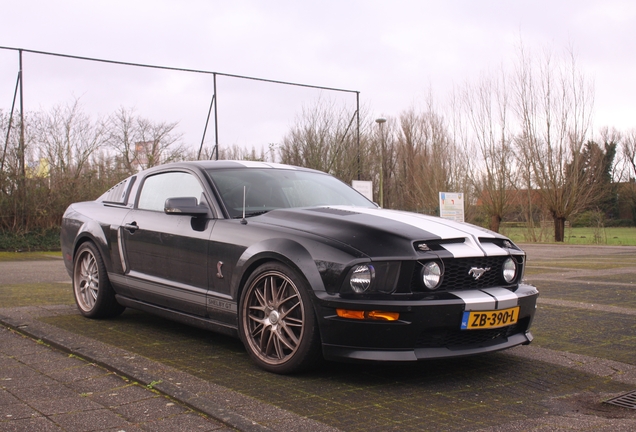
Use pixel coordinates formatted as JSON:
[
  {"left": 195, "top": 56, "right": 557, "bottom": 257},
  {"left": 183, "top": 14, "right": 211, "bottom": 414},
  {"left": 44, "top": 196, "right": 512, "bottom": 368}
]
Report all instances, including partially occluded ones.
[
  {"left": 1, "top": 246, "right": 636, "bottom": 431},
  {"left": 0, "top": 324, "right": 231, "bottom": 432}
]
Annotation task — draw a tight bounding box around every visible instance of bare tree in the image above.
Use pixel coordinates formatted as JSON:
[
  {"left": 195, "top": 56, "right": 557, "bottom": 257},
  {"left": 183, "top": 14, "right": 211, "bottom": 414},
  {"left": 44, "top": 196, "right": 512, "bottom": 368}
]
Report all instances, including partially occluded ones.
[
  {"left": 622, "top": 129, "right": 636, "bottom": 222},
  {"left": 393, "top": 106, "right": 461, "bottom": 214},
  {"left": 27, "top": 101, "right": 110, "bottom": 229},
  {"left": 35, "top": 100, "right": 106, "bottom": 179},
  {"left": 624, "top": 129, "right": 636, "bottom": 179},
  {"left": 0, "top": 110, "right": 10, "bottom": 175},
  {"left": 513, "top": 46, "right": 600, "bottom": 241},
  {"left": 106, "top": 107, "right": 185, "bottom": 175},
  {"left": 279, "top": 98, "right": 365, "bottom": 183},
  {"left": 0, "top": 109, "right": 23, "bottom": 230},
  {"left": 1, "top": 104, "right": 193, "bottom": 233},
  {"left": 462, "top": 71, "right": 517, "bottom": 232},
  {"left": 218, "top": 144, "right": 268, "bottom": 161}
]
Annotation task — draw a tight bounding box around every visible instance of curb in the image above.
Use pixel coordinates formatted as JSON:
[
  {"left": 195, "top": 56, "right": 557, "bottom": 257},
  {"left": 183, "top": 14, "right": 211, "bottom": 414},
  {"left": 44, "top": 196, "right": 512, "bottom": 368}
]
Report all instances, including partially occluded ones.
[{"left": 0, "top": 306, "right": 338, "bottom": 432}]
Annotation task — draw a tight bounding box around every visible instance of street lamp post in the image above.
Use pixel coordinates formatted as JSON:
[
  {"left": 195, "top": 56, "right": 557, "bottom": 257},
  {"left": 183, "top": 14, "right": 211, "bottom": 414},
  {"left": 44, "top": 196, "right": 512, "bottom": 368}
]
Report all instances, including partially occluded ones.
[{"left": 375, "top": 117, "right": 386, "bottom": 208}]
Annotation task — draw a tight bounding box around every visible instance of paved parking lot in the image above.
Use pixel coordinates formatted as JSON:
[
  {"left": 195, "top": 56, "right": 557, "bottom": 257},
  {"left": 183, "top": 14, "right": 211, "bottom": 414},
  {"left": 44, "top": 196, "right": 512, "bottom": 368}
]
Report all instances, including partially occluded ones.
[{"left": 1, "top": 244, "right": 636, "bottom": 431}]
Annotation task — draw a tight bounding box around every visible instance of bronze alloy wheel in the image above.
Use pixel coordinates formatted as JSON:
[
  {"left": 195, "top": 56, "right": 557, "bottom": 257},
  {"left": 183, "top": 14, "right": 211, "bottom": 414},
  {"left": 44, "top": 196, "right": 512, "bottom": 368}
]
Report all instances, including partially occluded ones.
[
  {"left": 73, "top": 242, "right": 125, "bottom": 318},
  {"left": 240, "top": 263, "right": 320, "bottom": 373},
  {"left": 74, "top": 246, "right": 100, "bottom": 313}
]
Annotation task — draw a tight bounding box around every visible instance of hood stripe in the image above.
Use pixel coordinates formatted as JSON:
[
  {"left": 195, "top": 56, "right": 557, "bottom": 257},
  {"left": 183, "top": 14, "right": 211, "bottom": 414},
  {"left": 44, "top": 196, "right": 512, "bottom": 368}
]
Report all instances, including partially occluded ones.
[
  {"left": 330, "top": 206, "right": 508, "bottom": 258},
  {"left": 234, "top": 161, "right": 297, "bottom": 169},
  {"left": 337, "top": 206, "right": 470, "bottom": 239},
  {"left": 482, "top": 288, "right": 520, "bottom": 309},
  {"left": 451, "top": 288, "right": 520, "bottom": 311}
]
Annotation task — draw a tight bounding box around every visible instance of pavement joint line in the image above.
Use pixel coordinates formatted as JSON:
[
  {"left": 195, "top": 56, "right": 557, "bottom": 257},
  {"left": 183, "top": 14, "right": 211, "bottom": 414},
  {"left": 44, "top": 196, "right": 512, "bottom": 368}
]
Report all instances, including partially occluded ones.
[
  {"left": 0, "top": 305, "right": 340, "bottom": 432},
  {"left": 528, "top": 267, "right": 636, "bottom": 275},
  {"left": 506, "top": 345, "right": 636, "bottom": 386},
  {"left": 524, "top": 272, "right": 636, "bottom": 288},
  {"left": 528, "top": 277, "right": 636, "bottom": 287},
  {"left": 537, "top": 298, "right": 636, "bottom": 316}
]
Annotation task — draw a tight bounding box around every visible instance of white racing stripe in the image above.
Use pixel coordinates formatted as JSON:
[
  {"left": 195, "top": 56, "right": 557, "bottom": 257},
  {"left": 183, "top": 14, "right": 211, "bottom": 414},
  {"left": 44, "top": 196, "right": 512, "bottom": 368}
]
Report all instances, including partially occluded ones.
[
  {"left": 331, "top": 206, "right": 509, "bottom": 257},
  {"left": 234, "top": 161, "right": 297, "bottom": 169},
  {"left": 338, "top": 206, "right": 469, "bottom": 239},
  {"left": 482, "top": 288, "right": 519, "bottom": 309},
  {"left": 451, "top": 288, "right": 520, "bottom": 311},
  {"left": 450, "top": 290, "right": 495, "bottom": 311},
  {"left": 479, "top": 242, "right": 510, "bottom": 257},
  {"left": 440, "top": 241, "right": 485, "bottom": 258}
]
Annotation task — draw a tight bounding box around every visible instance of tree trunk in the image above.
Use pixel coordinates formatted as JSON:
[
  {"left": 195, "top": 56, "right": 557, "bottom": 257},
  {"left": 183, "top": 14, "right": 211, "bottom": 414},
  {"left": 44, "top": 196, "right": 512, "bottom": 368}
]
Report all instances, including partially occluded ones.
[
  {"left": 554, "top": 216, "right": 566, "bottom": 242},
  {"left": 489, "top": 214, "right": 502, "bottom": 233}
]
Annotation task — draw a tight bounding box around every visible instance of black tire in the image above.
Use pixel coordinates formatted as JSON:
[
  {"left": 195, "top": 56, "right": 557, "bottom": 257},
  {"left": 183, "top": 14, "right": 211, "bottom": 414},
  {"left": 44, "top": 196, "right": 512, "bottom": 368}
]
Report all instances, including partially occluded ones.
[
  {"left": 73, "top": 242, "right": 125, "bottom": 319},
  {"left": 239, "top": 262, "right": 322, "bottom": 374}
]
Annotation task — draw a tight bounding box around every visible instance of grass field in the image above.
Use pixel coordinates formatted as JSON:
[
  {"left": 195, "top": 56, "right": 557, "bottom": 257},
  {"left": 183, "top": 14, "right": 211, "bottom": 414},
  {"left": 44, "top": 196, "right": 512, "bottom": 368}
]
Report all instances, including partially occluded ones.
[
  {"left": 500, "top": 226, "right": 636, "bottom": 246},
  {"left": 1, "top": 227, "right": 635, "bottom": 257},
  {"left": 0, "top": 251, "right": 62, "bottom": 262}
]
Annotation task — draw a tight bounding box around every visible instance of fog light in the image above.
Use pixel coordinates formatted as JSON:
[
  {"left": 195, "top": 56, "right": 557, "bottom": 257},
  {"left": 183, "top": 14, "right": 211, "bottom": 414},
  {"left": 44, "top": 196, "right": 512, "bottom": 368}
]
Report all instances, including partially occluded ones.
[
  {"left": 502, "top": 257, "right": 517, "bottom": 283},
  {"left": 422, "top": 261, "right": 443, "bottom": 290},
  {"left": 350, "top": 264, "right": 374, "bottom": 293}
]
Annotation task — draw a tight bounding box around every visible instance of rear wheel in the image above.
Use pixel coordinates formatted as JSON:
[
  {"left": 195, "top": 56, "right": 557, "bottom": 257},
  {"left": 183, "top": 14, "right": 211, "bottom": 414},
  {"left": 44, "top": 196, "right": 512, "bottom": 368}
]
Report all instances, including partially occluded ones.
[
  {"left": 73, "top": 242, "right": 125, "bottom": 318},
  {"left": 239, "top": 262, "right": 321, "bottom": 374}
]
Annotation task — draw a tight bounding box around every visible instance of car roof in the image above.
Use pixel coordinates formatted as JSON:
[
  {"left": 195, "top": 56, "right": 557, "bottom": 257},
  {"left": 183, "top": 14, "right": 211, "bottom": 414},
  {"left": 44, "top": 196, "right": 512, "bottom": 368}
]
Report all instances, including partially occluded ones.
[{"left": 147, "top": 160, "right": 323, "bottom": 174}]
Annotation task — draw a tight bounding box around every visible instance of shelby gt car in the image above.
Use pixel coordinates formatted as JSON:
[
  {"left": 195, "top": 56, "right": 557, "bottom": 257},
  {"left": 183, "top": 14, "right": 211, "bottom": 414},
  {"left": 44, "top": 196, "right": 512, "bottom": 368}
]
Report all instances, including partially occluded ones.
[{"left": 61, "top": 160, "right": 538, "bottom": 374}]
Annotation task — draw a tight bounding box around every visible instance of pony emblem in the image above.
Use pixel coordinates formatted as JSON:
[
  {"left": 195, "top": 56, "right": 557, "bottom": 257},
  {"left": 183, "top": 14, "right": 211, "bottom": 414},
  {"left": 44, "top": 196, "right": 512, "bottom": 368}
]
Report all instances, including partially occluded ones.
[{"left": 468, "top": 267, "right": 490, "bottom": 280}]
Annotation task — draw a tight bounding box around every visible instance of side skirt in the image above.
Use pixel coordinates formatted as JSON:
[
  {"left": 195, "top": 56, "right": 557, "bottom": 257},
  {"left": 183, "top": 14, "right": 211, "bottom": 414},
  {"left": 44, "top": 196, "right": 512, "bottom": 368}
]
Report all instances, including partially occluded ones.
[{"left": 115, "top": 295, "right": 239, "bottom": 338}]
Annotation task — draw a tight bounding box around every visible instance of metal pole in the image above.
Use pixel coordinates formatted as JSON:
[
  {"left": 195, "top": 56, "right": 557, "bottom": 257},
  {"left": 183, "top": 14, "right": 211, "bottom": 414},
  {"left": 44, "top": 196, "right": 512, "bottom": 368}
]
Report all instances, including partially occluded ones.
[
  {"left": 213, "top": 73, "right": 219, "bottom": 161},
  {"left": 375, "top": 117, "right": 386, "bottom": 208},
  {"left": 356, "top": 92, "right": 360, "bottom": 180},
  {"left": 18, "top": 50, "right": 25, "bottom": 182},
  {"left": 1, "top": 72, "right": 21, "bottom": 173},
  {"left": 0, "top": 46, "right": 362, "bottom": 167},
  {"left": 18, "top": 49, "right": 26, "bottom": 227},
  {"left": 198, "top": 93, "right": 215, "bottom": 160}
]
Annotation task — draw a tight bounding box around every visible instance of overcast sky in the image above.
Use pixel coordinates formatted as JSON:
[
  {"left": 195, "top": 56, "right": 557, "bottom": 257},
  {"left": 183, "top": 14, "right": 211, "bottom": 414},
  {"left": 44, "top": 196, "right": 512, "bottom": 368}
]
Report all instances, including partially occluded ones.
[{"left": 1, "top": 0, "right": 635, "bottom": 155}]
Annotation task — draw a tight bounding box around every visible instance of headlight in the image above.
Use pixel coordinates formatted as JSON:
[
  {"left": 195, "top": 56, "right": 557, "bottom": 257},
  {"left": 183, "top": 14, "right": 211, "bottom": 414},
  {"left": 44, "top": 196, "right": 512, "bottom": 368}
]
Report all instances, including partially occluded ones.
[
  {"left": 502, "top": 257, "right": 517, "bottom": 283},
  {"left": 421, "top": 261, "right": 443, "bottom": 290},
  {"left": 350, "top": 264, "right": 375, "bottom": 293}
]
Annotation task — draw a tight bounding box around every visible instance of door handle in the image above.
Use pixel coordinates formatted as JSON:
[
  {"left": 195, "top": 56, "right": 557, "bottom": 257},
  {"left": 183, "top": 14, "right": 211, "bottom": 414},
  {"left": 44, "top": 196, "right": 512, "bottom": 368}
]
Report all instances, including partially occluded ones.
[{"left": 124, "top": 222, "right": 139, "bottom": 233}]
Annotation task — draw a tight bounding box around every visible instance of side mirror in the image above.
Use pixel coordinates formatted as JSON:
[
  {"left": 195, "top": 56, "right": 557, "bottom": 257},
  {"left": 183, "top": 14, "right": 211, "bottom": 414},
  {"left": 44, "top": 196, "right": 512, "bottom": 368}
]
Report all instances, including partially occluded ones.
[{"left": 164, "top": 197, "right": 209, "bottom": 216}]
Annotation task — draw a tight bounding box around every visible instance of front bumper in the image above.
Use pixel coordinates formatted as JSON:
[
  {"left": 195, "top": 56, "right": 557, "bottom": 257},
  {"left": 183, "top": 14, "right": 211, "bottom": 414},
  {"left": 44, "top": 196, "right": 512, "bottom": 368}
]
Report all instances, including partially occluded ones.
[{"left": 314, "top": 284, "right": 538, "bottom": 362}]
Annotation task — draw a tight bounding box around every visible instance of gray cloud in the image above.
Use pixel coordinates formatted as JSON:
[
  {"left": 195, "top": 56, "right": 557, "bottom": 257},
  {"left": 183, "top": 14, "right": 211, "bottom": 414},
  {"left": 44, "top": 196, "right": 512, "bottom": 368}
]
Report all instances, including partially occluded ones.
[{"left": 2, "top": 0, "right": 635, "bottom": 153}]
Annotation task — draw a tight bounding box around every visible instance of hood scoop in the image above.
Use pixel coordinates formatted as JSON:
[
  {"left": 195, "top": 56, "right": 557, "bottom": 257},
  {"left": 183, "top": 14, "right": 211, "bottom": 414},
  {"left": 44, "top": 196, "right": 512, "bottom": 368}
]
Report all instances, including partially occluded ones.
[
  {"left": 309, "top": 207, "right": 361, "bottom": 216},
  {"left": 415, "top": 238, "right": 465, "bottom": 252}
]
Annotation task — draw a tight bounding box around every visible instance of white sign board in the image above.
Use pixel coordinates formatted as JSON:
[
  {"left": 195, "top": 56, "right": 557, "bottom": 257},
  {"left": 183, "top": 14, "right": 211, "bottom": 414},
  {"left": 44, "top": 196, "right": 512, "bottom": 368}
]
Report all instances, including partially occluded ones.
[
  {"left": 439, "top": 192, "right": 465, "bottom": 222},
  {"left": 352, "top": 180, "right": 373, "bottom": 202}
]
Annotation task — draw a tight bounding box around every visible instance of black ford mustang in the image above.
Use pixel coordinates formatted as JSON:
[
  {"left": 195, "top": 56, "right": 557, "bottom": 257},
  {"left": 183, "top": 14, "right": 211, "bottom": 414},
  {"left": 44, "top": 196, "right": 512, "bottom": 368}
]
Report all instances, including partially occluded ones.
[{"left": 61, "top": 161, "right": 538, "bottom": 374}]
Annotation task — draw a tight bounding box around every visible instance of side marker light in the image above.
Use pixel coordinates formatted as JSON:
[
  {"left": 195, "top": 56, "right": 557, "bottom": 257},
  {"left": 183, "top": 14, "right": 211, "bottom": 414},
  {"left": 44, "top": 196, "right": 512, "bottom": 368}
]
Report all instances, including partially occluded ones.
[{"left": 336, "top": 309, "right": 399, "bottom": 321}]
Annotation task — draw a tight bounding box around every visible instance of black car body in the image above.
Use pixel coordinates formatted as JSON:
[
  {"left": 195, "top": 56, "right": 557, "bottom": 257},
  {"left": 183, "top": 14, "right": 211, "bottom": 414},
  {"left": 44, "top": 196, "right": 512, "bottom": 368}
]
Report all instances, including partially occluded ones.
[{"left": 61, "top": 160, "right": 538, "bottom": 373}]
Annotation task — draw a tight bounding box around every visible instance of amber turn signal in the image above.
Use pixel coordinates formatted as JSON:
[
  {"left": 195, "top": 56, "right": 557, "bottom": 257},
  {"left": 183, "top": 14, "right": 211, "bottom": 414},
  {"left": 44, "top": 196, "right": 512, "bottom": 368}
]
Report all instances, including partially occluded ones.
[{"left": 336, "top": 309, "right": 399, "bottom": 321}]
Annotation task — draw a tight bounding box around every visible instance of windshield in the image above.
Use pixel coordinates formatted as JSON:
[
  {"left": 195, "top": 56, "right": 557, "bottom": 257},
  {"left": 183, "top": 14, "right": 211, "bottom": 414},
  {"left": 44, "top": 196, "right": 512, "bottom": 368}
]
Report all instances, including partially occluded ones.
[{"left": 207, "top": 168, "right": 376, "bottom": 218}]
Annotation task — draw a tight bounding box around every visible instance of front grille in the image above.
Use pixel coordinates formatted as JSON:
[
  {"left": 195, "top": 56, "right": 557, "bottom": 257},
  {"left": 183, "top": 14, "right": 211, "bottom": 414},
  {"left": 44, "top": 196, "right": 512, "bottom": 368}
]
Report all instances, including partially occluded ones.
[
  {"left": 411, "top": 256, "right": 522, "bottom": 292},
  {"left": 415, "top": 323, "right": 521, "bottom": 349}
]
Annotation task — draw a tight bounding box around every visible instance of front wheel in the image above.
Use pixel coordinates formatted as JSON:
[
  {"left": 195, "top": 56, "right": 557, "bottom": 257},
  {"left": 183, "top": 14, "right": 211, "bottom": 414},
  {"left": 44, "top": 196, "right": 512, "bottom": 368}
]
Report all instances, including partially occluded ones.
[
  {"left": 73, "top": 242, "right": 125, "bottom": 318},
  {"left": 239, "top": 262, "right": 321, "bottom": 374}
]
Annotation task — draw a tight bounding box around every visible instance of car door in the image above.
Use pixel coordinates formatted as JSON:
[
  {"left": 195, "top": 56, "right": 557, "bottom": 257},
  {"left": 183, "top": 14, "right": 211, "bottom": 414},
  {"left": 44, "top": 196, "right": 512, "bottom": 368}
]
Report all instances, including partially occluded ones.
[{"left": 121, "top": 170, "right": 215, "bottom": 316}]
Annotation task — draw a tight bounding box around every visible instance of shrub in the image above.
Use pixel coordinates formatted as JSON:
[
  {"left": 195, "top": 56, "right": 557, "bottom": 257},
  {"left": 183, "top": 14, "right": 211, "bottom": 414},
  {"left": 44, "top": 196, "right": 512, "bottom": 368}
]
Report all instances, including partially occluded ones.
[{"left": 0, "top": 229, "right": 61, "bottom": 251}]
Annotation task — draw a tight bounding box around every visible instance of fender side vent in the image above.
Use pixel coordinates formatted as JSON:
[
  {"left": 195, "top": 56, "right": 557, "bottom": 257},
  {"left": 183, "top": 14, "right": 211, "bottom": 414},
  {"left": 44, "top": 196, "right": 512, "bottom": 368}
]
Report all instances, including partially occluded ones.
[{"left": 604, "top": 390, "right": 636, "bottom": 409}]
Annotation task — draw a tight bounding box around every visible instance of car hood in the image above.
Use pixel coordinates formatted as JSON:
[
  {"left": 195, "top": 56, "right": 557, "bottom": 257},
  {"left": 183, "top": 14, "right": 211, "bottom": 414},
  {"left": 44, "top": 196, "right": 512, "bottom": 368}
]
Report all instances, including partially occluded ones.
[{"left": 254, "top": 206, "right": 514, "bottom": 259}]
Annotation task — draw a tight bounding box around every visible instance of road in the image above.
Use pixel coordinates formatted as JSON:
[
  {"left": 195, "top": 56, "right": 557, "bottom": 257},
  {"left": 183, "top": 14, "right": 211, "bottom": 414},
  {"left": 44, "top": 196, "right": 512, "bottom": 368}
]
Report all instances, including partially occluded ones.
[{"left": 1, "top": 245, "right": 636, "bottom": 431}]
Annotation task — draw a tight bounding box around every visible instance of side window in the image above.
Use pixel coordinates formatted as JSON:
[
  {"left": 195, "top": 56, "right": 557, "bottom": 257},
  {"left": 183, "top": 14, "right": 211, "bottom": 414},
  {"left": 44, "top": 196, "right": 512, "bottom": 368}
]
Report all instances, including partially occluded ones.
[{"left": 138, "top": 172, "right": 206, "bottom": 212}]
